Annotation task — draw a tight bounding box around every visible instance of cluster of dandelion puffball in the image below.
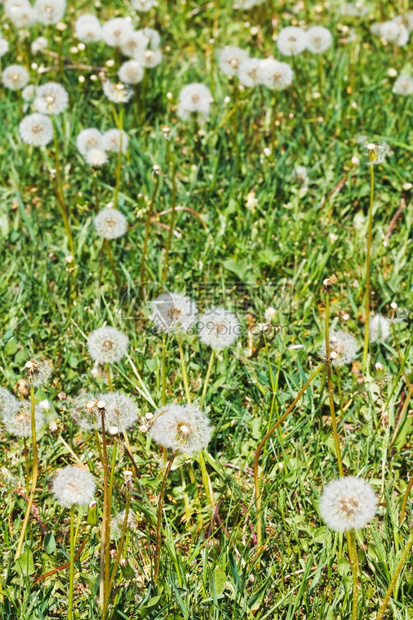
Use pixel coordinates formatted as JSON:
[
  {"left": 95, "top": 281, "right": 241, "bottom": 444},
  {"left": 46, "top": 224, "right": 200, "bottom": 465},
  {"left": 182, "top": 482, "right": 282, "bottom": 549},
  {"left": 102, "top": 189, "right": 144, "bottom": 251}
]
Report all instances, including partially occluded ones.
[{"left": 77, "top": 127, "right": 129, "bottom": 168}]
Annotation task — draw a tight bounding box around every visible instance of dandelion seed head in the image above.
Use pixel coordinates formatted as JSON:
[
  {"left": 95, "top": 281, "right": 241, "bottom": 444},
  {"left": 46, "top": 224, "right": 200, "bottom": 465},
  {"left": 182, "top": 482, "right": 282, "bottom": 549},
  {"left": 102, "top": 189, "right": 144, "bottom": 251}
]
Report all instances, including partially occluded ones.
[
  {"left": 25, "top": 358, "right": 52, "bottom": 386},
  {"left": 4, "top": 0, "right": 36, "bottom": 27},
  {"left": 149, "top": 404, "right": 212, "bottom": 455},
  {"left": 306, "top": 26, "right": 333, "bottom": 53},
  {"left": 319, "top": 477, "right": 378, "bottom": 532},
  {"left": 141, "top": 27, "right": 161, "bottom": 49},
  {"left": 102, "top": 129, "right": 129, "bottom": 153},
  {"left": 2, "top": 64, "right": 29, "bottom": 90},
  {"left": 393, "top": 74, "right": 413, "bottom": 96},
  {"left": 76, "top": 128, "right": 103, "bottom": 156},
  {"left": 0, "top": 392, "right": 45, "bottom": 437},
  {"left": 71, "top": 393, "right": 100, "bottom": 430},
  {"left": 87, "top": 326, "right": 129, "bottom": 364},
  {"left": 377, "top": 20, "right": 409, "bottom": 46},
  {"left": 35, "top": 82, "right": 69, "bottom": 114},
  {"left": 131, "top": 0, "right": 158, "bottom": 11},
  {"left": 19, "top": 113, "right": 53, "bottom": 146},
  {"left": 86, "top": 148, "right": 108, "bottom": 167},
  {"left": 110, "top": 509, "right": 137, "bottom": 540},
  {"left": 99, "top": 392, "right": 138, "bottom": 432},
  {"left": 31, "top": 36, "right": 48, "bottom": 54},
  {"left": 0, "top": 38, "right": 9, "bottom": 58},
  {"left": 277, "top": 26, "right": 308, "bottom": 56},
  {"left": 177, "top": 83, "right": 211, "bottom": 121},
  {"left": 102, "top": 18, "right": 134, "bottom": 47},
  {"left": 34, "top": 0, "right": 66, "bottom": 25},
  {"left": 136, "top": 47, "right": 162, "bottom": 68},
  {"left": 217, "top": 46, "right": 249, "bottom": 77},
  {"left": 52, "top": 465, "right": 96, "bottom": 508},
  {"left": 118, "top": 60, "right": 144, "bottom": 85},
  {"left": 199, "top": 307, "right": 240, "bottom": 350},
  {"left": 149, "top": 292, "right": 198, "bottom": 334},
  {"left": 120, "top": 31, "right": 148, "bottom": 58},
  {"left": 357, "top": 136, "right": 389, "bottom": 165},
  {"left": 103, "top": 80, "right": 133, "bottom": 104},
  {"left": 319, "top": 330, "right": 359, "bottom": 366},
  {"left": 238, "top": 57, "right": 263, "bottom": 88},
  {"left": 294, "top": 165, "right": 309, "bottom": 186},
  {"left": 22, "top": 84, "right": 36, "bottom": 101},
  {"left": 234, "top": 0, "right": 265, "bottom": 9},
  {"left": 94, "top": 207, "right": 127, "bottom": 239},
  {"left": 75, "top": 14, "right": 102, "bottom": 43},
  {"left": 369, "top": 315, "right": 392, "bottom": 343},
  {"left": 258, "top": 58, "right": 293, "bottom": 91}
]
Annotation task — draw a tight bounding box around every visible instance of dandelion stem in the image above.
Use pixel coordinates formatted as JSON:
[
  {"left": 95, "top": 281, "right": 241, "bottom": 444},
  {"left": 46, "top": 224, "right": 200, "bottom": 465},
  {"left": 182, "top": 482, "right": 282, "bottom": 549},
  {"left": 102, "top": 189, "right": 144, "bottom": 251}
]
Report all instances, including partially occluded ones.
[
  {"left": 253, "top": 363, "right": 325, "bottom": 549},
  {"left": 362, "top": 164, "right": 375, "bottom": 369},
  {"left": 177, "top": 333, "right": 191, "bottom": 404},
  {"left": 104, "top": 441, "right": 117, "bottom": 609},
  {"left": 198, "top": 450, "right": 215, "bottom": 511},
  {"left": 99, "top": 411, "right": 109, "bottom": 608},
  {"left": 51, "top": 118, "right": 75, "bottom": 259},
  {"left": 162, "top": 141, "right": 177, "bottom": 281},
  {"left": 113, "top": 106, "right": 123, "bottom": 210},
  {"left": 200, "top": 350, "right": 215, "bottom": 409},
  {"left": 140, "top": 173, "right": 160, "bottom": 300},
  {"left": 15, "top": 384, "right": 38, "bottom": 560},
  {"left": 161, "top": 334, "right": 167, "bottom": 406},
  {"left": 376, "top": 528, "right": 413, "bottom": 620},
  {"left": 400, "top": 474, "right": 413, "bottom": 525},
  {"left": 154, "top": 453, "right": 176, "bottom": 584},
  {"left": 106, "top": 363, "right": 113, "bottom": 392},
  {"left": 104, "top": 240, "right": 121, "bottom": 289},
  {"left": 104, "top": 490, "right": 131, "bottom": 617},
  {"left": 348, "top": 529, "right": 359, "bottom": 620},
  {"left": 68, "top": 505, "right": 75, "bottom": 620},
  {"left": 325, "top": 292, "right": 344, "bottom": 476}
]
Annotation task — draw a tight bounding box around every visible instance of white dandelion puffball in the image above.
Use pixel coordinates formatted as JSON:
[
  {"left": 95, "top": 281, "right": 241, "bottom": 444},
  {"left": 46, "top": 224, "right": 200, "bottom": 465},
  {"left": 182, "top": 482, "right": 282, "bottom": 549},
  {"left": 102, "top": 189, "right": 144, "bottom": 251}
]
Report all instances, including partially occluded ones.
[
  {"left": 71, "top": 393, "right": 100, "bottom": 430},
  {"left": 277, "top": 26, "right": 308, "bottom": 56},
  {"left": 120, "top": 31, "right": 148, "bottom": 58},
  {"left": 99, "top": 392, "right": 138, "bottom": 432},
  {"left": 22, "top": 84, "right": 37, "bottom": 101},
  {"left": 306, "top": 26, "right": 333, "bottom": 53},
  {"left": 258, "top": 58, "right": 293, "bottom": 91},
  {"left": 136, "top": 48, "right": 162, "bottom": 68},
  {"left": 378, "top": 20, "right": 409, "bottom": 46},
  {"left": 25, "top": 358, "right": 52, "bottom": 386},
  {"left": 103, "top": 80, "right": 133, "bottom": 104},
  {"left": 149, "top": 404, "right": 212, "bottom": 455},
  {"left": 131, "top": 0, "right": 158, "bottom": 11},
  {"left": 199, "top": 307, "right": 241, "bottom": 350},
  {"left": 234, "top": 0, "right": 265, "bottom": 9},
  {"left": 31, "top": 36, "right": 48, "bottom": 54},
  {"left": 177, "top": 83, "right": 211, "bottom": 121},
  {"left": 19, "top": 113, "right": 53, "bottom": 146},
  {"left": 141, "top": 27, "right": 161, "bottom": 49},
  {"left": 102, "top": 18, "right": 134, "bottom": 47},
  {"left": 34, "top": 0, "right": 66, "bottom": 25},
  {"left": 87, "top": 326, "right": 129, "bottom": 364},
  {"left": 110, "top": 509, "right": 137, "bottom": 540},
  {"left": 357, "top": 136, "right": 390, "bottom": 166},
  {"left": 118, "top": 60, "right": 144, "bottom": 85},
  {"left": 75, "top": 14, "right": 102, "bottom": 43},
  {"left": 94, "top": 208, "right": 127, "bottom": 239},
  {"left": 239, "top": 58, "right": 263, "bottom": 88},
  {"left": 0, "top": 38, "right": 9, "bottom": 58},
  {"left": 294, "top": 165, "right": 309, "bottom": 186},
  {"left": 52, "top": 465, "right": 96, "bottom": 508},
  {"left": 76, "top": 128, "right": 103, "bottom": 156},
  {"left": 0, "top": 390, "right": 45, "bottom": 437},
  {"left": 2, "top": 64, "right": 29, "bottom": 91},
  {"left": 86, "top": 148, "right": 108, "bottom": 168},
  {"left": 102, "top": 129, "right": 129, "bottom": 153},
  {"left": 217, "top": 46, "right": 249, "bottom": 77},
  {"left": 4, "top": 0, "right": 36, "bottom": 28},
  {"left": 35, "top": 82, "right": 69, "bottom": 115},
  {"left": 393, "top": 74, "right": 413, "bottom": 96},
  {"left": 319, "top": 330, "right": 359, "bottom": 366},
  {"left": 341, "top": 3, "right": 368, "bottom": 17},
  {"left": 369, "top": 315, "right": 391, "bottom": 343},
  {"left": 149, "top": 292, "right": 198, "bottom": 334},
  {"left": 320, "top": 477, "right": 378, "bottom": 532}
]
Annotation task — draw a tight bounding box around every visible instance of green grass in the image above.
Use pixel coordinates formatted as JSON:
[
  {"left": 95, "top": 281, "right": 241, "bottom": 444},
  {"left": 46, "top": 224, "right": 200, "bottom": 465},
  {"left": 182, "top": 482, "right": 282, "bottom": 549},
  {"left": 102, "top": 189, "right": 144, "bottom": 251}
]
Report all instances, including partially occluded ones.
[{"left": 0, "top": 0, "right": 413, "bottom": 618}]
